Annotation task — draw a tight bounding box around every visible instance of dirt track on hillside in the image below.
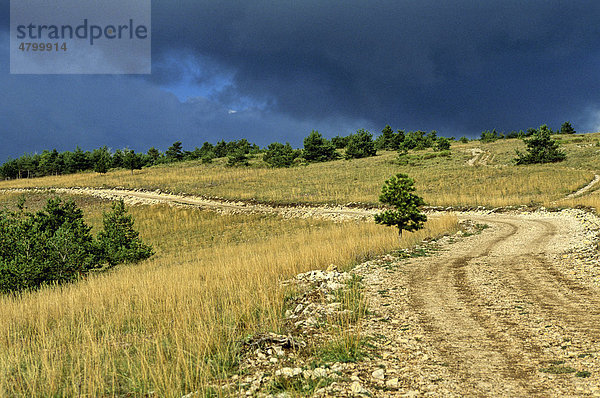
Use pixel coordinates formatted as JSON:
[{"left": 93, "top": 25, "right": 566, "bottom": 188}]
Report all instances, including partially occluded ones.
[
  {"left": 356, "top": 211, "right": 600, "bottom": 397},
  {"left": 563, "top": 174, "right": 600, "bottom": 200},
  {"left": 0, "top": 187, "right": 380, "bottom": 221}
]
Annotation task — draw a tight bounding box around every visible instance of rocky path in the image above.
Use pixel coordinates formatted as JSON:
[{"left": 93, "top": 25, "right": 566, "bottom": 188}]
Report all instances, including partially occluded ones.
[
  {"left": 354, "top": 210, "right": 600, "bottom": 397},
  {"left": 224, "top": 210, "right": 600, "bottom": 397},
  {"left": 466, "top": 148, "right": 493, "bottom": 166},
  {"left": 0, "top": 187, "right": 378, "bottom": 221},
  {"left": 563, "top": 174, "right": 600, "bottom": 200}
]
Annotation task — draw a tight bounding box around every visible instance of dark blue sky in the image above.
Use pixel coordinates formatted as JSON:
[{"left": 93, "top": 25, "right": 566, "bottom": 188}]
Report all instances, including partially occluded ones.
[{"left": 2, "top": 1, "right": 600, "bottom": 161}]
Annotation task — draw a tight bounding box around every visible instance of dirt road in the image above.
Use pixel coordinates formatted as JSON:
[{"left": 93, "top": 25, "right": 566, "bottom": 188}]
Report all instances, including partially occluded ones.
[
  {"left": 356, "top": 211, "right": 600, "bottom": 397},
  {"left": 0, "top": 187, "right": 378, "bottom": 221}
]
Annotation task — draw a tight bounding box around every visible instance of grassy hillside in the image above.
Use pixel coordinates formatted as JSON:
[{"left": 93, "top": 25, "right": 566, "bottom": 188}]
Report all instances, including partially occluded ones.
[
  {"left": 1, "top": 133, "right": 598, "bottom": 208},
  {"left": 0, "top": 191, "right": 458, "bottom": 396},
  {"left": 1, "top": 133, "right": 598, "bottom": 395}
]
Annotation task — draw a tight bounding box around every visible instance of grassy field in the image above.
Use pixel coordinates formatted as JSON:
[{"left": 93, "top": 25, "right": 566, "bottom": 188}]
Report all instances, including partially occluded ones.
[
  {"left": 1, "top": 133, "right": 598, "bottom": 207},
  {"left": 1, "top": 133, "right": 598, "bottom": 396},
  {"left": 0, "top": 192, "right": 458, "bottom": 396}
]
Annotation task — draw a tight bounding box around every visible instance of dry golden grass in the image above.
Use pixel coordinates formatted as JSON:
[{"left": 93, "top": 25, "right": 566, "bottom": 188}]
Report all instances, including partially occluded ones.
[
  {"left": 0, "top": 195, "right": 458, "bottom": 396},
  {"left": 561, "top": 188, "right": 600, "bottom": 213},
  {"left": 1, "top": 133, "right": 598, "bottom": 207}
]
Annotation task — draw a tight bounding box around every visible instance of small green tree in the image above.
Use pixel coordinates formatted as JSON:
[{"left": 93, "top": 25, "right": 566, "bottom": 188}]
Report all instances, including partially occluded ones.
[
  {"left": 560, "top": 121, "right": 576, "bottom": 135},
  {"left": 480, "top": 129, "right": 502, "bottom": 143},
  {"left": 303, "top": 130, "right": 338, "bottom": 162},
  {"left": 375, "top": 125, "right": 395, "bottom": 150},
  {"left": 403, "top": 130, "right": 428, "bottom": 150},
  {"left": 515, "top": 124, "right": 566, "bottom": 164},
  {"left": 227, "top": 148, "right": 249, "bottom": 167},
  {"left": 97, "top": 200, "right": 154, "bottom": 267},
  {"left": 0, "top": 198, "right": 99, "bottom": 293},
  {"left": 92, "top": 146, "right": 112, "bottom": 174},
  {"left": 374, "top": 174, "right": 427, "bottom": 238},
  {"left": 332, "top": 135, "right": 350, "bottom": 149},
  {"left": 434, "top": 137, "right": 451, "bottom": 151},
  {"left": 263, "top": 142, "right": 299, "bottom": 167},
  {"left": 165, "top": 141, "right": 184, "bottom": 162},
  {"left": 345, "top": 129, "right": 377, "bottom": 159},
  {"left": 147, "top": 147, "right": 161, "bottom": 165},
  {"left": 123, "top": 149, "right": 142, "bottom": 175}
]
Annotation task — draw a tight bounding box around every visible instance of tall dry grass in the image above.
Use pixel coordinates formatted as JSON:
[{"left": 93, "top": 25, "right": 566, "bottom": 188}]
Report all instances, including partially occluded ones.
[
  {"left": 0, "top": 202, "right": 458, "bottom": 396},
  {"left": 560, "top": 189, "right": 600, "bottom": 213}
]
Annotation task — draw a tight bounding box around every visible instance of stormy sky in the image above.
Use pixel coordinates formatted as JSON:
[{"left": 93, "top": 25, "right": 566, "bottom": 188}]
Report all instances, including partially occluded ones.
[{"left": 2, "top": 1, "right": 600, "bottom": 161}]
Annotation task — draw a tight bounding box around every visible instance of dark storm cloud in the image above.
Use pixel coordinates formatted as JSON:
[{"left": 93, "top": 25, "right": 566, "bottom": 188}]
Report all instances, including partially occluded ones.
[
  {"left": 0, "top": 29, "right": 363, "bottom": 161},
  {"left": 2, "top": 1, "right": 600, "bottom": 162},
  {"left": 150, "top": 0, "right": 600, "bottom": 133}
]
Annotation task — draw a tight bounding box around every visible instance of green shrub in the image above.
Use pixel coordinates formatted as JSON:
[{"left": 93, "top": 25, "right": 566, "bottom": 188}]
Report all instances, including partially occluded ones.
[
  {"left": 515, "top": 125, "right": 566, "bottom": 164},
  {"left": 331, "top": 135, "right": 350, "bottom": 149},
  {"left": 226, "top": 148, "right": 249, "bottom": 167},
  {"left": 303, "top": 130, "right": 338, "bottom": 162},
  {"left": 97, "top": 200, "right": 154, "bottom": 266},
  {"left": 434, "top": 137, "right": 451, "bottom": 151},
  {"left": 0, "top": 198, "right": 153, "bottom": 294},
  {"left": 0, "top": 198, "right": 98, "bottom": 293},
  {"left": 375, "top": 125, "right": 405, "bottom": 150},
  {"left": 560, "top": 121, "right": 576, "bottom": 134},
  {"left": 345, "top": 129, "right": 376, "bottom": 159},
  {"left": 480, "top": 129, "right": 502, "bottom": 143},
  {"left": 402, "top": 130, "right": 428, "bottom": 150},
  {"left": 263, "top": 142, "right": 299, "bottom": 167}
]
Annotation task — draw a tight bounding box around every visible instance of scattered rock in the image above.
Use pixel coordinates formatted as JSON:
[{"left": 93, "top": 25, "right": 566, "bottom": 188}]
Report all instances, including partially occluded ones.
[
  {"left": 371, "top": 368, "right": 385, "bottom": 380},
  {"left": 350, "top": 381, "right": 371, "bottom": 396}
]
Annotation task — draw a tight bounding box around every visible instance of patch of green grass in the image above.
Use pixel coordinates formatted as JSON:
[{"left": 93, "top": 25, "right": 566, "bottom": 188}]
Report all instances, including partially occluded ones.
[
  {"left": 575, "top": 371, "right": 591, "bottom": 378},
  {"left": 410, "top": 248, "right": 428, "bottom": 257},
  {"left": 317, "top": 336, "right": 366, "bottom": 364},
  {"left": 540, "top": 362, "right": 577, "bottom": 374},
  {"left": 578, "top": 353, "right": 593, "bottom": 358}
]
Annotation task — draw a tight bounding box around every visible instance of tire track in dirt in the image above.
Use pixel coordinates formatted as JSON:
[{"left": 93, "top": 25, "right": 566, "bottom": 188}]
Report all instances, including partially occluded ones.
[
  {"left": 474, "top": 218, "right": 600, "bottom": 339},
  {"left": 562, "top": 174, "right": 600, "bottom": 200},
  {"left": 409, "top": 221, "right": 548, "bottom": 396},
  {"left": 407, "top": 214, "right": 600, "bottom": 396},
  {"left": 493, "top": 219, "right": 600, "bottom": 340}
]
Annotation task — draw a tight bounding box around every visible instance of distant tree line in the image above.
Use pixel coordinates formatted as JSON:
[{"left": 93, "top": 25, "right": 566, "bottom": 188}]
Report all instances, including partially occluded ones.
[
  {"left": 0, "top": 126, "right": 457, "bottom": 178},
  {"left": 0, "top": 139, "right": 261, "bottom": 179},
  {"left": 479, "top": 121, "right": 576, "bottom": 143}
]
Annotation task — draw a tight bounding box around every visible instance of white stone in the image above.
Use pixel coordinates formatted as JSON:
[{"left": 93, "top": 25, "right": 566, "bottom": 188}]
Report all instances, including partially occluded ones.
[
  {"left": 372, "top": 368, "right": 385, "bottom": 380},
  {"left": 313, "top": 367, "right": 328, "bottom": 378},
  {"left": 350, "top": 381, "right": 370, "bottom": 396},
  {"left": 276, "top": 367, "right": 295, "bottom": 378},
  {"left": 386, "top": 378, "right": 399, "bottom": 388},
  {"left": 302, "top": 369, "right": 314, "bottom": 379}
]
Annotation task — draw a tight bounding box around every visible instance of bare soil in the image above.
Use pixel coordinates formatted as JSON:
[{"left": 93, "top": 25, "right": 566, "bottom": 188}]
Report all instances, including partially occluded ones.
[{"left": 355, "top": 211, "right": 600, "bottom": 397}]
